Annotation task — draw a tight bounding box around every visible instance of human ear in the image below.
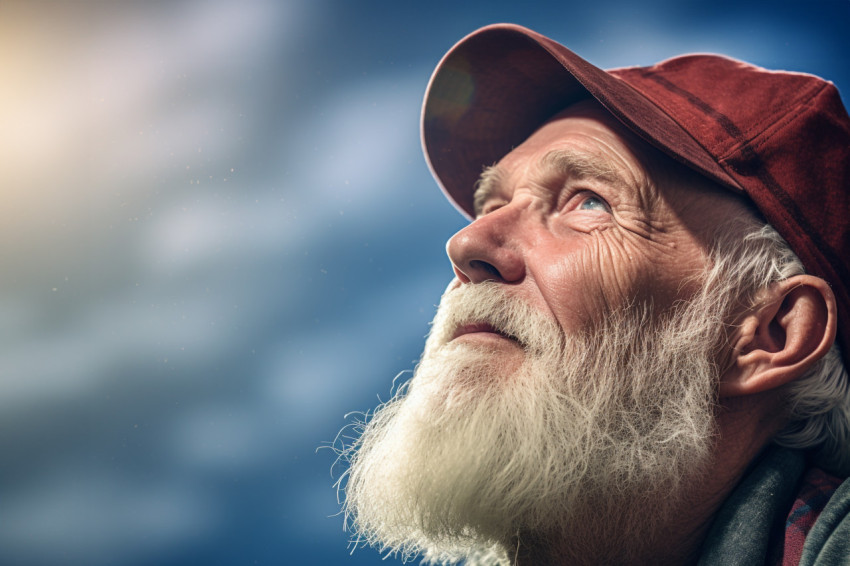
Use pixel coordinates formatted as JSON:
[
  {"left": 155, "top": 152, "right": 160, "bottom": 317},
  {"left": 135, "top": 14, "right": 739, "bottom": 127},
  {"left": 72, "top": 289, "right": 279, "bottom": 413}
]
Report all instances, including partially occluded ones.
[{"left": 719, "top": 275, "right": 837, "bottom": 398}]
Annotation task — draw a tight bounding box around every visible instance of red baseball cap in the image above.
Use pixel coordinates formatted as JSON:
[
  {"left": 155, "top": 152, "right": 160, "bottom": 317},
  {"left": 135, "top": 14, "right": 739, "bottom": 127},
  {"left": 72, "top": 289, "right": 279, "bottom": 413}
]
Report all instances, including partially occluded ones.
[{"left": 421, "top": 23, "right": 850, "bottom": 366}]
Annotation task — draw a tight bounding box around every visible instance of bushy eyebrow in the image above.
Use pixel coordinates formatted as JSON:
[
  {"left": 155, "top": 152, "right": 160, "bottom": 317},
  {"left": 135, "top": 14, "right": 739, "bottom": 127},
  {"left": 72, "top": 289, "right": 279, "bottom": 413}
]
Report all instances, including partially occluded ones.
[
  {"left": 473, "top": 165, "right": 504, "bottom": 217},
  {"left": 539, "top": 149, "right": 628, "bottom": 188},
  {"left": 472, "top": 149, "right": 629, "bottom": 217}
]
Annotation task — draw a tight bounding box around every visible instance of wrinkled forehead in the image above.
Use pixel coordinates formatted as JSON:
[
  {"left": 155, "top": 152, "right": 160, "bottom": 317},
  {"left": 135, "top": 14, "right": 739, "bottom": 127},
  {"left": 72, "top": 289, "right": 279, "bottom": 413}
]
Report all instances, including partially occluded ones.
[
  {"left": 537, "top": 100, "right": 703, "bottom": 182},
  {"left": 500, "top": 100, "right": 733, "bottom": 199},
  {"left": 491, "top": 99, "right": 756, "bottom": 242},
  {"left": 505, "top": 100, "right": 653, "bottom": 165},
  {"left": 480, "top": 100, "right": 651, "bottom": 200}
]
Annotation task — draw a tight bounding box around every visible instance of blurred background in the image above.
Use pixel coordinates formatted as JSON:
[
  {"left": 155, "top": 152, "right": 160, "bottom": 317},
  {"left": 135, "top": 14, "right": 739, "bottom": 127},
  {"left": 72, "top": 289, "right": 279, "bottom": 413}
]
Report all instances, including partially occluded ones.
[{"left": 0, "top": 1, "right": 847, "bottom": 564}]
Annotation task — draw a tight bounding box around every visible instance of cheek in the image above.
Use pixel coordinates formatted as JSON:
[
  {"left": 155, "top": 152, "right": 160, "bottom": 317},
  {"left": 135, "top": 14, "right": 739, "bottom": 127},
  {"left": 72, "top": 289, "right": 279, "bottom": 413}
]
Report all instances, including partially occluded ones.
[
  {"left": 591, "top": 232, "right": 653, "bottom": 304},
  {"left": 529, "top": 232, "right": 652, "bottom": 330}
]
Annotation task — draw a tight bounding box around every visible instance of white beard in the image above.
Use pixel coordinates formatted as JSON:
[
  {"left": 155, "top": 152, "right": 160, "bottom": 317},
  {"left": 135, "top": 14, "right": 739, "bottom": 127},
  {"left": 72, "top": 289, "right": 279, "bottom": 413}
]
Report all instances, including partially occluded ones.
[{"left": 341, "top": 281, "right": 723, "bottom": 564}]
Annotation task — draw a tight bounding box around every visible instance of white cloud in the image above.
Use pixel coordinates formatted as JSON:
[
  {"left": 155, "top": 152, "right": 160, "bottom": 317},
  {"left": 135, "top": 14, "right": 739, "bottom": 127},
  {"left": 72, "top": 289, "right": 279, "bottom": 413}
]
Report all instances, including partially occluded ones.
[
  {"left": 299, "top": 75, "right": 425, "bottom": 201},
  {"left": 0, "top": 0, "right": 314, "bottom": 409},
  {"left": 169, "top": 404, "right": 273, "bottom": 471},
  {"left": 0, "top": 0, "right": 290, "bottom": 186},
  {"left": 142, "top": 71, "right": 427, "bottom": 271},
  {"left": 0, "top": 472, "right": 216, "bottom": 565}
]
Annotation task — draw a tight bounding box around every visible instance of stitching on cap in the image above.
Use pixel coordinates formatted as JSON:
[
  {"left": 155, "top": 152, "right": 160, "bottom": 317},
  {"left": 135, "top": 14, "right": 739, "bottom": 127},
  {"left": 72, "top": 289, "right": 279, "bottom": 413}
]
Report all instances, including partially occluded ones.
[
  {"left": 635, "top": 67, "right": 825, "bottom": 156},
  {"left": 605, "top": 70, "right": 727, "bottom": 175},
  {"left": 724, "top": 81, "right": 825, "bottom": 148},
  {"left": 747, "top": 83, "right": 831, "bottom": 153}
]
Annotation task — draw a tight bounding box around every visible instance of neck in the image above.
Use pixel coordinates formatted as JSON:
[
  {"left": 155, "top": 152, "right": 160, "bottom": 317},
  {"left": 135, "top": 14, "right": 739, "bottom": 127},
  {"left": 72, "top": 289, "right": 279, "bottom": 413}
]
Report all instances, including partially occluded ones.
[{"left": 508, "top": 480, "right": 721, "bottom": 566}]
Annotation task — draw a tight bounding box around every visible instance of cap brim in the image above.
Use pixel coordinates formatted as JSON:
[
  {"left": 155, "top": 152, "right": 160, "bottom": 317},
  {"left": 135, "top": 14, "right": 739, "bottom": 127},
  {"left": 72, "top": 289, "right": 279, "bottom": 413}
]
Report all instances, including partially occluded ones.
[{"left": 421, "top": 23, "right": 743, "bottom": 218}]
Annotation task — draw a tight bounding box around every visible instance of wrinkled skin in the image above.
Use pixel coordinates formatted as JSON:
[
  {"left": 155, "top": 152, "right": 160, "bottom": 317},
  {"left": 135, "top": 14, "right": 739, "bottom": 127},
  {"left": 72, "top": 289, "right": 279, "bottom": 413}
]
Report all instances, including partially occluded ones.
[{"left": 447, "top": 99, "right": 747, "bottom": 349}]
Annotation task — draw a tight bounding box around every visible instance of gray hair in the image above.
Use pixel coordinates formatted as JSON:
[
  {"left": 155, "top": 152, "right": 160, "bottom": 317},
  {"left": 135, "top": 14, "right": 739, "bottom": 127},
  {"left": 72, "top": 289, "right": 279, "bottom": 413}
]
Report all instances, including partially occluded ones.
[{"left": 711, "top": 221, "right": 850, "bottom": 474}]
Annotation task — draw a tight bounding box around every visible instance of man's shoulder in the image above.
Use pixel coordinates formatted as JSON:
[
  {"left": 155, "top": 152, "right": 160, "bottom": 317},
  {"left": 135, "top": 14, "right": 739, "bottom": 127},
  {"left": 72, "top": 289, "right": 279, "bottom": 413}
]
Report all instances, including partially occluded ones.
[
  {"left": 698, "top": 447, "right": 849, "bottom": 566},
  {"left": 800, "top": 473, "right": 850, "bottom": 566}
]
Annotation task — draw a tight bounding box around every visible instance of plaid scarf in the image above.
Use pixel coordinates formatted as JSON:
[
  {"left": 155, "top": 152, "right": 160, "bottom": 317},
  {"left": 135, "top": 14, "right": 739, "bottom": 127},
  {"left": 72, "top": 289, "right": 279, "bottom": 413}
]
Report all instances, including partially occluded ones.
[{"left": 769, "top": 467, "right": 844, "bottom": 565}]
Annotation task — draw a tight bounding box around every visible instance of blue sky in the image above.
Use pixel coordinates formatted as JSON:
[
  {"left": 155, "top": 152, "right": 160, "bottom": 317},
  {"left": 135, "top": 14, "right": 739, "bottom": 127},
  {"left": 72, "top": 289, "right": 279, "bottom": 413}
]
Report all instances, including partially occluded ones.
[{"left": 0, "top": 1, "right": 847, "bottom": 565}]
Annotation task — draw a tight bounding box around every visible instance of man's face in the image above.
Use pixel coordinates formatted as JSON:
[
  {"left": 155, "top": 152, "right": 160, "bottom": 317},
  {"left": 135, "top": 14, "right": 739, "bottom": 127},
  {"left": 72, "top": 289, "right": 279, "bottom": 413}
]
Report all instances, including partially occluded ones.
[
  {"left": 343, "top": 100, "right": 751, "bottom": 563},
  {"left": 447, "top": 99, "right": 743, "bottom": 344}
]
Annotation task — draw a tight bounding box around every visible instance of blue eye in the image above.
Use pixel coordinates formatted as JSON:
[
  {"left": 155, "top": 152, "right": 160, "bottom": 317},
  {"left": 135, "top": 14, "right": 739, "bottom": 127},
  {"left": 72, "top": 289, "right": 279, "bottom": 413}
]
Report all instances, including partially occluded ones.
[{"left": 579, "top": 195, "right": 608, "bottom": 212}]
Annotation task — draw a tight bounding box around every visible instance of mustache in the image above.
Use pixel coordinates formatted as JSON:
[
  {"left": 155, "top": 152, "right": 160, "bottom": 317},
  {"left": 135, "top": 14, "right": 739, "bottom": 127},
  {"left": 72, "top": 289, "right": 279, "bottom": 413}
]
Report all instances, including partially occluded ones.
[{"left": 429, "top": 281, "right": 564, "bottom": 355}]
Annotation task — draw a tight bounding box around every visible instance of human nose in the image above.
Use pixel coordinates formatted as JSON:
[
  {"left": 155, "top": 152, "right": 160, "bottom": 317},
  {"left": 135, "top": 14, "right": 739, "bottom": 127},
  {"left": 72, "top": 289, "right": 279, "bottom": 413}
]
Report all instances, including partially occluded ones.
[{"left": 446, "top": 207, "right": 525, "bottom": 284}]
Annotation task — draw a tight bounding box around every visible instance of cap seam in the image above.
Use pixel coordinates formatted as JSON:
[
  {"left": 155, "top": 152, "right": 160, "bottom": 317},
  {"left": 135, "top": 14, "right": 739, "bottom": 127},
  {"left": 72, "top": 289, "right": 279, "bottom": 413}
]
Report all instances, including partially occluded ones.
[
  {"left": 593, "top": 71, "right": 740, "bottom": 189},
  {"left": 636, "top": 69, "right": 826, "bottom": 162},
  {"left": 727, "top": 81, "right": 827, "bottom": 154},
  {"left": 722, "top": 82, "right": 831, "bottom": 159},
  {"left": 753, "top": 83, "right": 832, "bottom": 153},
  {"left": 633, "top": 69, "right": 743, "bottom": 167}
]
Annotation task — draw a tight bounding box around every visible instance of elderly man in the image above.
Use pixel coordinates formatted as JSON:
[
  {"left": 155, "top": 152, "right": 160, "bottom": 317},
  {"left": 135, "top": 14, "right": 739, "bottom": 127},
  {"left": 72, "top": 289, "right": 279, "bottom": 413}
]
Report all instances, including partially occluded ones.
[{"left": 340, "top": 25, "right": 850, "bottom": 565}]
